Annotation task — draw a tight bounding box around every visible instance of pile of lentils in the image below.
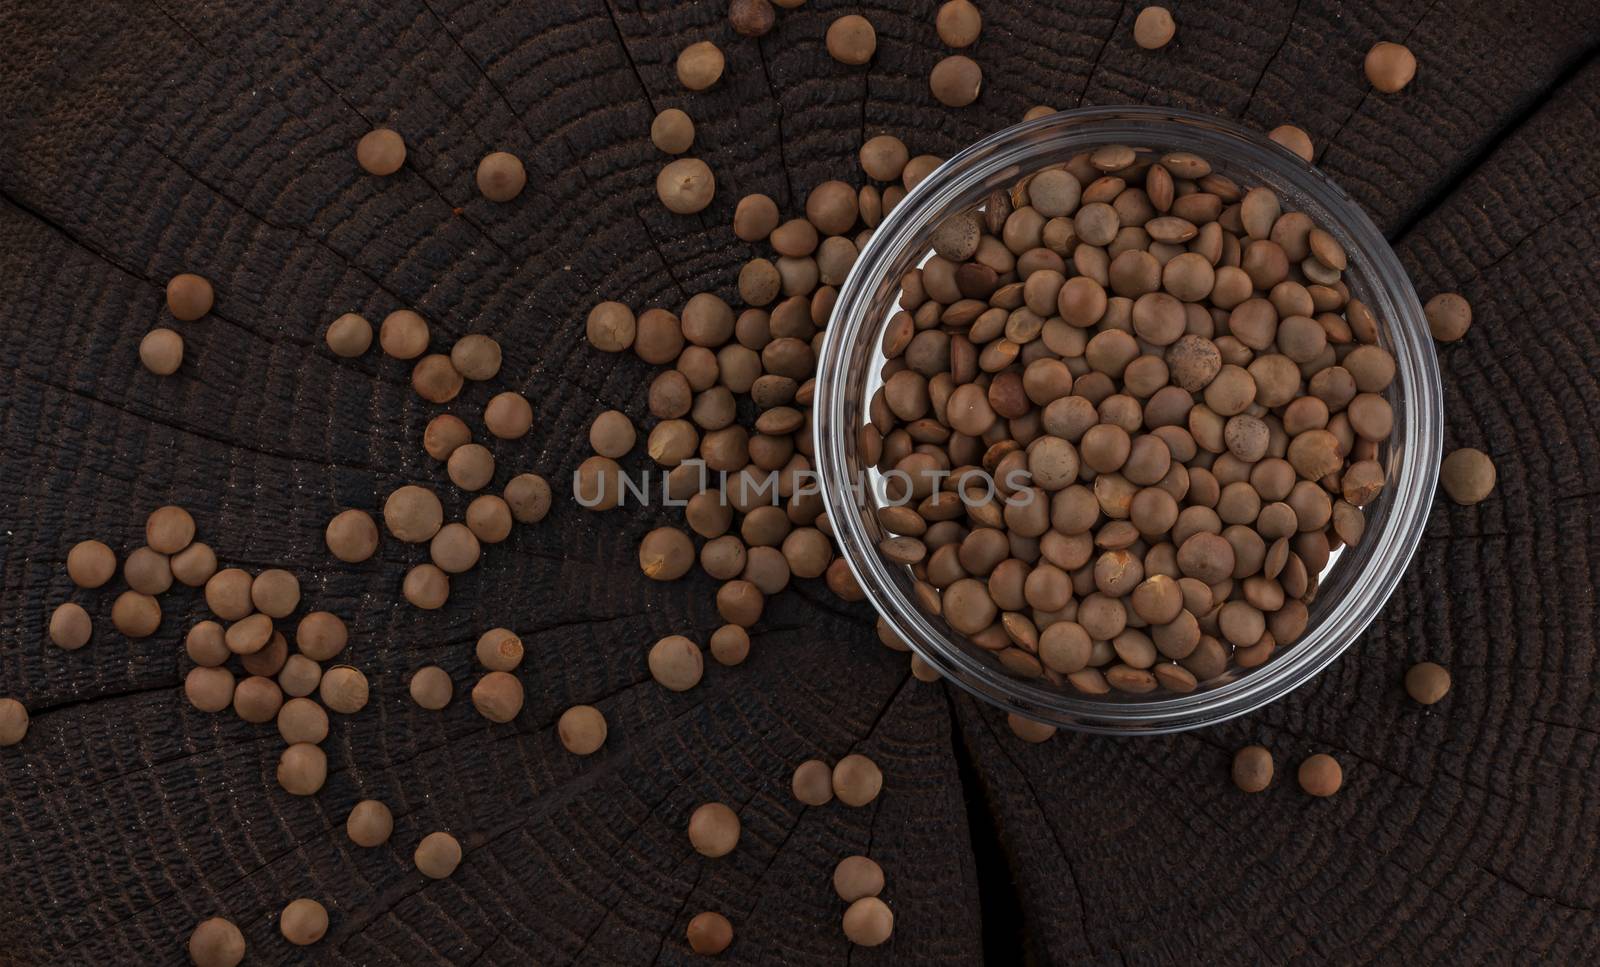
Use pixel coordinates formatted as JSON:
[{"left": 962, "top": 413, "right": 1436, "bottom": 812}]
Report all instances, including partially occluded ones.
[
  {"left": 866, "top": 144, "right": 1399, "bottom": 695},
  {"left": 0, "top": 5, "right": 1501, "bottom": 965}
]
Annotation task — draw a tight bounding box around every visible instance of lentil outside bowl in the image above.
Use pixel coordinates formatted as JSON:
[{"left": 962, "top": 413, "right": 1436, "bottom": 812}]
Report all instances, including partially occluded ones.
[{"left": 814, "top": 106, "right": 1443, "bottom": 734}]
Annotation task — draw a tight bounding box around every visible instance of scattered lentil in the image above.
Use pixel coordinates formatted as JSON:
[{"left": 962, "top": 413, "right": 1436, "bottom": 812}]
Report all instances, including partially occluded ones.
[
  {"left": 677, "top": 41, "right": 725, "bottom": 90},
  {"left": 415, "top": 831, "right": 463, "bottom": 879},
  {"left": 379, "top": 309, "right": 430, "bottom": 359},
  {"left": 687, "top": 912, "right": 734, "bottom": 955},
  {"left": 477, "top": 151, "right": 527, "bottom": 202},
  {"left": 296, "top": 611, "right": 348, "bottom": 661},
  {"left": 147, "top": 505, "right": 195, "bottom": 554},
  {"left": 171, "top": 542, "right": 218, "bottom": 586},
  {"left": 185, "top": 666, "right": 235, "bottom": 713},
  {"left": 833, "top": 855, "right": 885, "bottom": 901},
  {"left": 688, "top": 801, "right": 740, "bottom": 857},
  {"left": 484, "top": 392, "right": 533, "bottom": 439},
  {"left": 320, "top": 665, "right": 370, "bottom": 714},
  {"left": 277, "top": 743, "right": 327, "bottom": 795},
  {"left": 280, "top": 898, "right": 329, "bottom": 946},
  {"left": 826, "top": 15, "right": 877, "bottom": 65},
  {"left": 842, "top": 896, "right": 894, "bottom": 947},
  {"left": 188, "top": 917, "right": 245, "bottom": 967},
  {"left": 356, "top": 128, "right": 406, "bottom": 175},
  {"left": 325, "top": 313, "right": 373, "bottom": 356},
  {"left": 233, "top": 675, "right": 284, "bottom": 723},
  {"left": 124, "top": 546, "right": 173, "bottom": 595},
  {"left": 505, "top": 472, "right": 554, "bottom": 523},
  {"left": 649, "top": 634, "right": 704, "bottom": 691},
  {"left": 166, "top": 273, "right": 214, "bottom": 321},
  {"left": 326, "top": 509, "right": 380, "bottom": 563},
  {"left": 935, "top": 0, "right": 981, "bottom": 47},
  {"left": 1298, "top": 753, "right": 1342, "bottom": 796},
  {"left": 277, "top": 697, "right": 329, "bottom": 745},
  {"left": 729, "top": 0, "right": 775, "bottom": 37},
  {"left": 140, "top": 328, "right": 183, "bottom": 375},
  {"left": 651, "top": 108, "right": 695, "bottom": 155},
  {"left": 472, "top": 670, "right": 524, "bottom": 722},
  {"left": 929, "top": 55, "right": 982, "bottom": 107},
  {"left": 1405, "top": 661, "right": 1451, "bottom": 705},
  {"left": 111, "top": 591, "right": 161, "bottom": 638},
  {"left": 1133, "top": 5, "right": 1176, "bottom": 49},
  {"left": 66, "top": 539, "right": 117, "bottom": 588},
  {"left": 1232, "top": 745, "right": 1274, "bottom": 792},
  {"left": 558, "top": 704, "right": 608, "bottom": 755},
  {"left": 1364, "top": 42, "right": 1417, "bottom": 93},
  {"left": 0, "top": 698, "right": 29, "bottom": 746},
  {"left": 347, "top": 799, "right": 394, "bottom": 847},
  {"left": 476, "top": 627, "right": 524, "bottom": 672},
  {"left": 657, "top": 158, "right": 716, "bottom": 214},
  {"left": 1440, "top": 448, "right": 1495, "bottom": 505},
  {"left": 48, "top": 638, "right": 102, "bottom": 699},
  {"left": 832, "top": 754, "right": 882, "bottom": 806},
  {"left": 1424, "top": 292, "right": 1471, "bottom": 342}
]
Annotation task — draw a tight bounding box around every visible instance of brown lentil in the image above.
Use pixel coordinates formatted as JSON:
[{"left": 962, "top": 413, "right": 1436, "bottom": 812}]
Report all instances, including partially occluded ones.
[
  {"left": 139, "top": 328, "right": 183, "bottom": 375},
  {"left": 123, "top": 546, "right": 172, "bottom": 595},
  {"left": 688, "top": 801, "right": 740, "bottom": 857},
  {"left": 842, "top": 897, "right": 894, "bottom": 947},
  {"left": 484, "top": 392, "right": 533, "bottom": 440},
  {"left": 277, "top": 743, "right": 327, "bottom": 795},
  {"left": 505, "top": 472, "right": 553, "bottom": 522},
  {"left": 1405, "top": 661, "right": 1451, "bottom": 704},
  {"left": 415, "top": 831, "right": 463, "bottom": 878},
  {"left": 280, "top": 898, "right": 329, "bottom": 946},
  {"left": 657, "top": 158, "right": 715, "bottom": 214},
  {"left": 826, "top": 15, "right": 877, "bottom": 65},
  {"left": 476, "top": 627, "right": 524, "bottom": 672},
  {"left": 558, "top": 704, "right": 608, "bottom": 755},
  {"left": 356, "top": 128, "right": 406, "bottom": 175},
  {"left": 185, "top": 666, "right": 235, "bottom": 712},
  {"left": 651, "top": 108, "right": 695, "bottom": 155},
  {"left": 793, "top": 760, "right": 835, "bottom": 806},
  {"left": 477, "top": 151, "right": 526, "bottom": 202},
  {"left": 1133, "top": 5, "right": 1176, "bottom": 49},
  {"left": 171, "top": 542, "right": 218, "bottom": 586},
  {"left": 677, "top": 41, "right": 725, "bottom": 90},
  {"left": 471, "top": 670, "right": 524, "bottom": 722},
  {"left": 1298, "top": 753, "right": 1342, "bottom": 796},
  {"left": 649, "top": 634, "right": 704, "bottom": 691},
  {"left": 379, "top": 309, "right": 430, "bottom": 359},
  {"left": 687, "top": 911, "right": 734, "bottom": 955},
  {"left": 1424, "top": 292, "right": 1471, "bottom": 342},
  {"left": 1232, "top": 745, "right": 1274, "bottom": 792},
  {"left": 296, "top": 611, "right": 348, "bottom": 661},
  {"left": 832, "top": 754, "right": 883, "bottom": 806},
  {"left": 277, "top": 697, "right": 329, "bottom": 745},
  {"left": 1364, "top": 42, "right": 1417, "bottom": 93},
  {"left": 111, "top": 591, "right": 161, "bottom": 638},
  {"left": 347, "top": 799, "right": 394, "bottom": 847},
  {"left": 48, "top": 601, "right": 92, "bottom": 650},
  {"left": 233, "top": 675, "right": 284, "bottom": 723},
  {"left": 929, "top": 55, "right": 982, "bottom": 107},
  {"left": 166, "top": 273, "right": 214, "bottom": 321},
  {"left": 320, "top": 665, "right": 369, "bottom": 714},
  {"left": 834, "top": 855, "right": 885, "bottom": 902},
  {"left": 1440, "top": 447, "right": 1495, "bottom": 505},
  {"left": 935, "top": 0, "right": 982, "bottom": 46},
  {"left": 409, "top": 665, "right": 453, "bottom": 710},
  {"left": 188, "top": 918, "right": 245, "bottom": 967},
  {"left": 326, "top": 509, "right": 380, "bottom": 563},
  {"left": 326, "top": 313, "right": 373, "bottom": 357},
  {"left": 66, "top": 539, "right": 117, "bottom": 588}
]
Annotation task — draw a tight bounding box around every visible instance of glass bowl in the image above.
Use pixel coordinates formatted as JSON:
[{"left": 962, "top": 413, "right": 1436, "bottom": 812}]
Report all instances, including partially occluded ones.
[{"left": 814, "top": 106, "right": 1443, "bottom": 734}]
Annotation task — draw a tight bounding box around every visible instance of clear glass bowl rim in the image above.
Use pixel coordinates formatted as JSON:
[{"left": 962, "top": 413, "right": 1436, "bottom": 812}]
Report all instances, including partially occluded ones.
[{"left": 813, "top": 105, "right": 1444, "bottom": 735}]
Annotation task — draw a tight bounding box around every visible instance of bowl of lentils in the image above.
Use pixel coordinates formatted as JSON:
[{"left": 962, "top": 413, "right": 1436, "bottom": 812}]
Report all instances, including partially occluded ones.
[{"left": 814, "top": 106, "right": 1443, "bottom": 733}]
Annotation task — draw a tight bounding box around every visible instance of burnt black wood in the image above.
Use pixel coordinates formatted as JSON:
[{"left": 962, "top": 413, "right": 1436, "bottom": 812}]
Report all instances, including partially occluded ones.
[{"left": 1, "top": 0, "right": 1597, "bottom": 963}]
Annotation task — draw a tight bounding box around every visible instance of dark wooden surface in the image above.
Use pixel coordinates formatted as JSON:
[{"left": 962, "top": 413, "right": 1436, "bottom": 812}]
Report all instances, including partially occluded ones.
[{"left": 2, "top": 0, "right": 1598, "bottom": 963}]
